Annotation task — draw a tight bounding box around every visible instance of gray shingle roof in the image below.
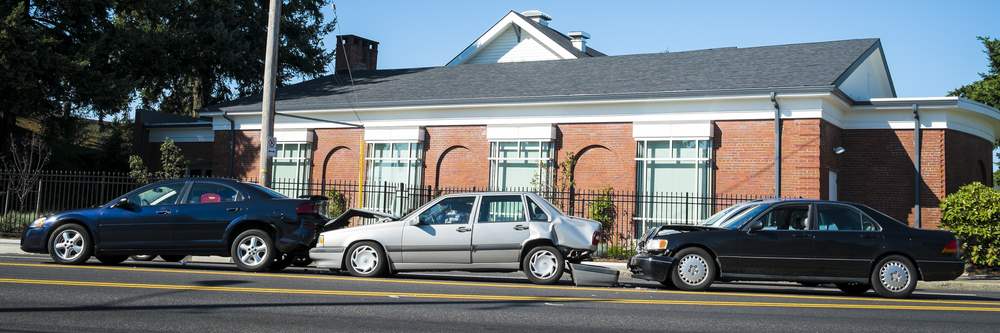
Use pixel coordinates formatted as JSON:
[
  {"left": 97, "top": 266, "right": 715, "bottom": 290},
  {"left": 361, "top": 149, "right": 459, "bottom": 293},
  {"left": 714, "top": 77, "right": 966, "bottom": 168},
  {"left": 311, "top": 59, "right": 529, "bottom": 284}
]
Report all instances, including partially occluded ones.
[
  {"left": 204, "top": 38, "right": 880, "bottom": 113},
  {"left": 510, "top": 11, "right": 606, "bottom": 58}
]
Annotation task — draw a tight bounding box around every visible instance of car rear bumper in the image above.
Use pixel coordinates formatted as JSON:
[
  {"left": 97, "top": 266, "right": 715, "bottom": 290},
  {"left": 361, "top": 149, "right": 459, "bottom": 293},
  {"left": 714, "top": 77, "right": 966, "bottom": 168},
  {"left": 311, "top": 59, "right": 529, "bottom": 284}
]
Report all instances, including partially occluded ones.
[
  {"left": 628, "top": 254, "right": 674, "bottom": 282},
  {"left": 917, "top": 259, "right": 965, "bottom": 281},
  {"left": 20, "top": 227, "right": 48, "bottom": 254},
  {"left": 309, "top": 246, "right": 345, "bottom": 270}
]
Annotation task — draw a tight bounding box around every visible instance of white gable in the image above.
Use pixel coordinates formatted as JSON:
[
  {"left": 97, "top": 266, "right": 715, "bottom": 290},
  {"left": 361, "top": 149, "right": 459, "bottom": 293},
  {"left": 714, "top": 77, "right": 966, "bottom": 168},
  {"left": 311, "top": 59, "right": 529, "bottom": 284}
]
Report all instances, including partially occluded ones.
[
  {"left": 837, "top": 47, "right": 895, "bottom": 101},
  {"left": 447, "top": 11, "right": 579, "bottom": 66},
  {"left": 465, "top": 26, "right": 562, "bottom": 64}
]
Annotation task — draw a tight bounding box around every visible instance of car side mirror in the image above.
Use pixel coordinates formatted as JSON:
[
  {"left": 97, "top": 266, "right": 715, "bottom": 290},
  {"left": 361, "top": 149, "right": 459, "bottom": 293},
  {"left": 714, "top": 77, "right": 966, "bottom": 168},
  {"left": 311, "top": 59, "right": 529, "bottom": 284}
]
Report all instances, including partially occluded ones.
[
  {"left": 112, "top": 198, "right": 133, "bottom": 210},
  {"left": 747, "top": 220, "right": 764, "bottom": 232},
  {"left": 407, "top": 218, "right": 420, "bottom": 226}
]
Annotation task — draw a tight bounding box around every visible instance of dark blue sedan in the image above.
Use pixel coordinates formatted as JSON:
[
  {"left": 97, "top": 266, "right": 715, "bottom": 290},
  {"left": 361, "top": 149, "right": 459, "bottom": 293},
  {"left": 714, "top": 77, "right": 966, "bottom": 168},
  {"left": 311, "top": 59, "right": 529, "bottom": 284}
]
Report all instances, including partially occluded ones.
[{"left": 20, "top": 178, "right": 327, "bottom": 272}]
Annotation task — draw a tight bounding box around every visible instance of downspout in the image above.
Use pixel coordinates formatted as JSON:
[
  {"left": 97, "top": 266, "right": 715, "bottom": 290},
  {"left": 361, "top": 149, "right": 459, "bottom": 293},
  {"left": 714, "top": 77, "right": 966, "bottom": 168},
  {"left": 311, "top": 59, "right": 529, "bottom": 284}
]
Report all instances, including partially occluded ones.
[
  {"left": 912, "top": 104, "right": 922, "bottom": 228},
  {"left": 222, "top": 111, "right": 236, "bottom": 178},
  {"left": 771, "top": 92, "right": 781, "bottom": 198}
]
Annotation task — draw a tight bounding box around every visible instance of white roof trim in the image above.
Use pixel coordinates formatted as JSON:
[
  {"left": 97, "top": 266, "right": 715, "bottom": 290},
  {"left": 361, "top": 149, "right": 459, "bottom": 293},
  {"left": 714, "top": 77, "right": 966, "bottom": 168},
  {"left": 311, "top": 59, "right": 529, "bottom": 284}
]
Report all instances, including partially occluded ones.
[
  {"left": 633, "top": 121, "right": 713, "bottom": 139},
  {"left": 447, "top": 11, "right": 577, "bottom": 66}
]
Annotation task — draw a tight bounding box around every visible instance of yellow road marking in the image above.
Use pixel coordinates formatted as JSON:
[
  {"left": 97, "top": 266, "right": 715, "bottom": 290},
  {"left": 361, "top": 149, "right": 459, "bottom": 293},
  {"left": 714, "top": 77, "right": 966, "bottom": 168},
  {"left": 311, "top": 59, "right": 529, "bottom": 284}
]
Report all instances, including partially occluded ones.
[
  {"left": 1, "top": 261, "right": 998, "bottom": 307},
  {"left": 1, "top": 277, "right": 1000, "bottom": 313}
]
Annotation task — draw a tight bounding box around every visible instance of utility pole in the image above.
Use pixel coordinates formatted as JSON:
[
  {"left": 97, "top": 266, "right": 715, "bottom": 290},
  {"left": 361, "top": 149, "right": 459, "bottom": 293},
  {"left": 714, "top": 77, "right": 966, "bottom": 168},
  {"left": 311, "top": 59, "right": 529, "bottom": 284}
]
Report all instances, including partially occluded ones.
[{"left": 258, "top": 0, "right": 282, "bottom": 186}]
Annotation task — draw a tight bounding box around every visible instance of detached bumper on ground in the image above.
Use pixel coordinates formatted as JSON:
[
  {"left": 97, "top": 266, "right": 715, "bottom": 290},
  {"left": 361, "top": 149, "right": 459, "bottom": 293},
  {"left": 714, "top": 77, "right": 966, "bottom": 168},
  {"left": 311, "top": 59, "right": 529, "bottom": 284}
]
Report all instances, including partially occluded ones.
[{"left": 628, "top": 254, "right": 674, "bottom": 282}]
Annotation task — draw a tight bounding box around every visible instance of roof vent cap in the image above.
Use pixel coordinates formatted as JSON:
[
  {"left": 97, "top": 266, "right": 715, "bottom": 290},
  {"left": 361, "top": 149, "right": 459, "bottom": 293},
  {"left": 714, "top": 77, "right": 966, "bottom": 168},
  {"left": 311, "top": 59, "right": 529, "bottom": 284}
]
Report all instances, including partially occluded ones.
[
  {"left": 521, "top": 10, "right": 552, "bottom": 26},
  {"left": 567, "top": 31, "right": 590, "bottom": 52}
]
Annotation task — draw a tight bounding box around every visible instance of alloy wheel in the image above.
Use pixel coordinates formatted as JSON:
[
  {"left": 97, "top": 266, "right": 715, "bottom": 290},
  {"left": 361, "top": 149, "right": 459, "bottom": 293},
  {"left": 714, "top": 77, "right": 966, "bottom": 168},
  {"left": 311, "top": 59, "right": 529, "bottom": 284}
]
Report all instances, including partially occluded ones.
[
  {"left": 879, "top": 260, "right": 911, "bottom": 292},
  {"left": 350, "top": 245, "right": 379, "bottom": 274},
  {"left": 676, "top": 254, "right": 709, "bottom": 286},
  {"left": 529, "top": 249, "right": 559, "bottom": 280},
  {"left": 53, "top": 230, "right": 84, "bottom": 261},
  {"left": 237, "top": 235, "right": 268, "bottom": 266}
]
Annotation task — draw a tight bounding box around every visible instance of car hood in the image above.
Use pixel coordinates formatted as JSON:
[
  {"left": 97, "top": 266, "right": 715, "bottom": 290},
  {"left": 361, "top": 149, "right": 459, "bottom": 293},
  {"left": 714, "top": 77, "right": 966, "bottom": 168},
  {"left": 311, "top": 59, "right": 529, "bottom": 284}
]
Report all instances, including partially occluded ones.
[
  {"left": 321, "top": 208, "right": 398, "bottom": 232},
  {"left": 47, "top": 207, "right": 103, "bottom": 221}
]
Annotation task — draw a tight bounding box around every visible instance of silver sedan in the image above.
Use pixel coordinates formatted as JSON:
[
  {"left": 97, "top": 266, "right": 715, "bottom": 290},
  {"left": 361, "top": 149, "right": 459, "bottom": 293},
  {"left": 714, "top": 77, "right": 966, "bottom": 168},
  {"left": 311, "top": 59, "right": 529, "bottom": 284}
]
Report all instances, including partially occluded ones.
[{"left": 310, "top": 192, "right": 602, "bottom": 284}]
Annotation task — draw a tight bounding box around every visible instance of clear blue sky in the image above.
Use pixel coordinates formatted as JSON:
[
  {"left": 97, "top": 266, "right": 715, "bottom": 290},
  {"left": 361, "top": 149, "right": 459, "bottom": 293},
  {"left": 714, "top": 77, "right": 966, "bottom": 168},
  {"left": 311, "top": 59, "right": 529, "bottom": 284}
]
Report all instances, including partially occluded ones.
[{"left": 320, "top": 0, "right": 999, "bottom": 98}]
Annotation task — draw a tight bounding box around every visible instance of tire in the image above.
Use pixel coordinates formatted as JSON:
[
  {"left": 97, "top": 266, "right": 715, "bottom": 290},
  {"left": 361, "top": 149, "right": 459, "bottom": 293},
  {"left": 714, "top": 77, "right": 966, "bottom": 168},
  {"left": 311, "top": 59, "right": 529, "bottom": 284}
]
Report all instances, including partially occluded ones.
[
  {"left": 230, "top": 229, "right": 276, "bottom": 272},
  {"left": 48, "top": 224, "right": 93, "bottom": 265},
  {"left": 836, "top": 282, "right": 870, "bottom": 295},
  {"left": 670, "top": 248, "right": 715, "bottom": 291},
  {"left": 292, "top": 256, "right": 313, "bottom": 267},
  {"left": 159, "top": 255, "right": 187, "bottom": 263},
  {"left": 131, "top": 255, "right": 157, "bottom": 261},
  {"left": 521, "top": 245, "right": 565, "bottom": 285},
  {"left": 659, "top": 279, "right": 677, "bottom": 289},
  {"left": 870, "top": 255, "right": 918, "bottom": 298},
  {"left": 345, "top": 241, "right": 388, "bottom": 277},
  {"left": 96, "top": 255, "right": 128, "bottom": 265}
]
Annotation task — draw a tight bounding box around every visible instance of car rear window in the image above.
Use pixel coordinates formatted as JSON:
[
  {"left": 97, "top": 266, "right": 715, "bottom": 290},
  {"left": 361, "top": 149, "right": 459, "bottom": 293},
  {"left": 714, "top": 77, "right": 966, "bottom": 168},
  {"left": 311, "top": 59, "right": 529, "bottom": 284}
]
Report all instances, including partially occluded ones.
[{"left": 246, "top": 183, "right": 288, "bottom": 199}]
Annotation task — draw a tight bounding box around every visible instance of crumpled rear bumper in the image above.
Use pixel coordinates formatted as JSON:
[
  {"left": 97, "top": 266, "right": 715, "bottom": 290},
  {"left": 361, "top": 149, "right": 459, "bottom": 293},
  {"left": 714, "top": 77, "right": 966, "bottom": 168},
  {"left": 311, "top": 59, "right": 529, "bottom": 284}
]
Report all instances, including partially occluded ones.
[{"left": 628, "top": 254, "right": 674, "bottom": 282}]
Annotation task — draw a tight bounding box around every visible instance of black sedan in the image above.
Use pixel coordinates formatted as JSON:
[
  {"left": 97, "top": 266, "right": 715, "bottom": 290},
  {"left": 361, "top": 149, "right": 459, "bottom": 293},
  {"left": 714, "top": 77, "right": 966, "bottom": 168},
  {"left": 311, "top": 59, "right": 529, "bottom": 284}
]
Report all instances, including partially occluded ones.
[
  {"left": 20, "top": 178, "right": 327, "bottom": 272},
  {"left": 628, "top": 199, "right": 963, "bottom": 298}
]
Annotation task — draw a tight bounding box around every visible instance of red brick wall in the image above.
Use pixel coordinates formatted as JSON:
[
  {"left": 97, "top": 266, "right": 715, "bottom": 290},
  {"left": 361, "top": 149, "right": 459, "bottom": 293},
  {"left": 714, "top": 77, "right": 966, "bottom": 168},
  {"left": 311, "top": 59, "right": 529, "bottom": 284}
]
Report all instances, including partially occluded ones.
[
  {"left": 424, "top": 126, "right": 489, "bottom": 189},
  {"left": 313, "top": 128, "right": 363, "bottom": 185},
  {"left": 839, "top": 129, "right": 947, "bottom": 228},
  {"left": 945, "top": 130, "right": 995, "bottom": 191},
  {"left": 555, "top": 123, "right": 635, "bottom": 192},
  {"left": 212, "top": 130, "right": 260, "bottom": 179},
  {"left": 713, "top": 119, "right": 823, "bottom": 198}
]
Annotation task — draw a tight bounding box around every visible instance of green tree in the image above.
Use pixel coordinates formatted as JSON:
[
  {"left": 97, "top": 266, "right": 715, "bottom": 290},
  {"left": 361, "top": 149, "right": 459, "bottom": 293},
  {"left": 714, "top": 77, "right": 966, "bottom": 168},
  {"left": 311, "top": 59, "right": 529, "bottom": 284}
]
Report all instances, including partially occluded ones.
[
  {"left": 950, "top": 36, "right": 1000, "bottom": 186},
  {"left": 940, "top": 182, "right": 1000, "bottom": 267},
  {"left": 128, "top": 138, "right": 188, "bottom": 182}
]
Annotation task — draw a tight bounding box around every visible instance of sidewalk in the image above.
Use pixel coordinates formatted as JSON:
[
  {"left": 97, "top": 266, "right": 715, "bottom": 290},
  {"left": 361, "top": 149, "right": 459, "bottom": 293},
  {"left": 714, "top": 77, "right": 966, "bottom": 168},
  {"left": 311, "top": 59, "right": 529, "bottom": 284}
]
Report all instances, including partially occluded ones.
[{"left": 3, "top": 237, "right": 997, "bottom": 292}]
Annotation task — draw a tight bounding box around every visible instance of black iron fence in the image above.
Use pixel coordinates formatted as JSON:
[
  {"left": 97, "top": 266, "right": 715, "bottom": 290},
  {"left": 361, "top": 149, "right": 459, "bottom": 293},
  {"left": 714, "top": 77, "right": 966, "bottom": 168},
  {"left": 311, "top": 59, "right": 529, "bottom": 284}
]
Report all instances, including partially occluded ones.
[{"left": 1, "top": 170, "right": 765, "bottom": 257}]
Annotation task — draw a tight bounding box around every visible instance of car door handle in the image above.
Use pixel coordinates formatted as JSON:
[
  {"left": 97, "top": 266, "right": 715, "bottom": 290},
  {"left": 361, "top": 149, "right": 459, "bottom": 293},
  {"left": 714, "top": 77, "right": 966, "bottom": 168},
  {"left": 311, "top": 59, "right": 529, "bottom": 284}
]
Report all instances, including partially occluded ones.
[
  {"left": 513, "top": 225, "right": 529, "bottom": 231},
  {"left": 456, "top": 227, "right": 472, "bottom": 233},
  {"left": 155, "top": 209, "right": 171, "bottom": 215},
  {"left": 226, "top": 207, "right": 241, "bottom": 213},
  {"left": 792, "top": 233, "right": 815, "bottom": 239}
]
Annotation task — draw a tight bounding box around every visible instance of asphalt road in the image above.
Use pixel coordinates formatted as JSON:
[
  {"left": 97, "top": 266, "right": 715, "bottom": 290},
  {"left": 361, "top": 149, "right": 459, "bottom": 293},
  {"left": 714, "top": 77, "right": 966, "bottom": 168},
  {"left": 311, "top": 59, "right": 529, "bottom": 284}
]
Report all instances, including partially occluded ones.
[{"left": 1, "top": 254, "right": 999, "bottom": 333}]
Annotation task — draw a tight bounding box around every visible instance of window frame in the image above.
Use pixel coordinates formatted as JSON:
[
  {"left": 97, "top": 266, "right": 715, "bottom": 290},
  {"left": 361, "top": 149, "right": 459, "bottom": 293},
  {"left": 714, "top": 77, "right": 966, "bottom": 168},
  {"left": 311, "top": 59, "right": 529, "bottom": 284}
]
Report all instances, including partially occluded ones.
[
  {"left": 179, "top": 181, "right": 245, "bottom": 205},
  {"left": 634, "top": 137, "right": 714, "bottom": 229},
  {"left": 117, "top": 181, "right": 188, "bottom": 208},
  {"left": 365, "top": 141, "right": 424, "bottom": 187},
  {"left": 476, "top": 194, "right": 530, "bottom": 224},
  {"left": 814, "top": 202, "right": 884, "bottom": 232},
  {"left": 525, "top": 196, "right": 551, "bottom": 222},
  {"left": 271, "top": 141, "right": 313, "bottom": 197},
  {"left": 488, "top": 140, "right": 553, "bottom": 191},
  {"left": 743, "top": 203, "right": 814, "bottom": 232},
  {"left": 417, "top": 195, "right": 477, "bottom": 226}
]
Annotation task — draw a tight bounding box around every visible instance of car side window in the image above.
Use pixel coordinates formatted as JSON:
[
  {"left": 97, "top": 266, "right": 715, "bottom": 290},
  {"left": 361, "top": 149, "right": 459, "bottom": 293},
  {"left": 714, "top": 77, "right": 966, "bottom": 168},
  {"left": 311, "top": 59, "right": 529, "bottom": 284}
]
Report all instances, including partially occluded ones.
[
  {"left": 478, "top": 195, "right": 527, "bottom": 223},
  {"left": 526, "top": 197, "right": 549, "bottom": 222},
  {"left": 418, "top": 197, "right": 475, "bottom": 225},
  {"left": 127, "top": 183, "right": 185, "bottom": 207},
  {"left": 817, "top": 204, "right": 867, "bottom": 231},
  {"left": 186, "top": 183, "right": 241, "bottom": 204},
  {"left": 757, "top": 205, "right": 810, "bottom": 231}
]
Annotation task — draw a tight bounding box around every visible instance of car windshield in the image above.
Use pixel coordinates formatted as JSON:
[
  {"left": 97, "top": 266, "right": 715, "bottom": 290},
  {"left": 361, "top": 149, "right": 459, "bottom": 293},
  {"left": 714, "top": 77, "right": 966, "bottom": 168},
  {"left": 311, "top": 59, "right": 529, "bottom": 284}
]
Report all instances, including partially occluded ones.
[
  {"left": 246, "top": 183, "right": 288, "bottom": 199},
  {"left": 701, "top": 204, "right": 741, "bottom": 226},
  {"left": 704, "top": 203, "right": 768, "bottom": 230}
]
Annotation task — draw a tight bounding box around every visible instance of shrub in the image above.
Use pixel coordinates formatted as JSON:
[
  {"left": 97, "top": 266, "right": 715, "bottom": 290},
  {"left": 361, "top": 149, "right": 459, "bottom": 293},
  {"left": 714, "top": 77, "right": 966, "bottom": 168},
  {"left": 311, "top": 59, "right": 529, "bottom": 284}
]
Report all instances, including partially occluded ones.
[
  {"left": 588, "top": 187, "right": 616, "bottom": 231},
  {"left": 0, "top": 211, "right": 37, "bottom": 235},
  {"left": 603, "top": 245, "right": 636, "bottom": 260},
  {"left": 325, "top": 188, "right": 348, "bottom": 218},
  {"left": 940, "top": 182, "right": 1000, "bottom": 267}
]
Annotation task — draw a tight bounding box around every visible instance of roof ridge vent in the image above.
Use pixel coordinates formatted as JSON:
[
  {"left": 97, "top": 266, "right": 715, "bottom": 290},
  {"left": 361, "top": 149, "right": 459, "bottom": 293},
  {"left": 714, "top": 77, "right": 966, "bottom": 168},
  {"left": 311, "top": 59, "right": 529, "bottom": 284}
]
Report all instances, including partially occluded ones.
[
  {"left": 521, "top": 10, "right": 552, "bottom": 26},
  {"left": 567, "top": 31, "right": 590, "bottom": 52}
]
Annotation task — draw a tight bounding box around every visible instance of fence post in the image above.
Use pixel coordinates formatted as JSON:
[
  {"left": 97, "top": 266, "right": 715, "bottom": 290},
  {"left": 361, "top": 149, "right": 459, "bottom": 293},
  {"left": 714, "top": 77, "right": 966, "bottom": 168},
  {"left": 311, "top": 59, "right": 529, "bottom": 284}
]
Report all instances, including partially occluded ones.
[
  {"left": 568, "top": 186, "right": 575, "bottom": 215},
  {"left": 684, "top": 192, "right": 690, "bottom": 224},
  {"left": 34, "top": 180, "right": 42, "bottom": 217}
]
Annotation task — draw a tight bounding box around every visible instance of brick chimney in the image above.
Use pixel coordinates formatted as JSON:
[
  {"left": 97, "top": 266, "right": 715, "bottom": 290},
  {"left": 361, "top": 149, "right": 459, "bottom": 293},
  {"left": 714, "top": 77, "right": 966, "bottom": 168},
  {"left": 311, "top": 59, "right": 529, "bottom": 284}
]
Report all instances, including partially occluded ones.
[{"left": 335, "top": 35, "right": 378, "bottom": 74}]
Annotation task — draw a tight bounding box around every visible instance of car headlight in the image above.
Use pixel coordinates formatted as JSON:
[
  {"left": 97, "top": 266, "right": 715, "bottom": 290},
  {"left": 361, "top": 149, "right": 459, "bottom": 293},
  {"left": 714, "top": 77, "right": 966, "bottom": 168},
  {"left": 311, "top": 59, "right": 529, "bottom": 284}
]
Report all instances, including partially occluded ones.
[
  {"left": 30, "top": 217, "right": 48, "bottom": 228},
  {"left": 645, "top": 239, "right": 668, "bottom": 252},
  {"left": 317, "top": 234, "right": 325, "bottom": 246}
]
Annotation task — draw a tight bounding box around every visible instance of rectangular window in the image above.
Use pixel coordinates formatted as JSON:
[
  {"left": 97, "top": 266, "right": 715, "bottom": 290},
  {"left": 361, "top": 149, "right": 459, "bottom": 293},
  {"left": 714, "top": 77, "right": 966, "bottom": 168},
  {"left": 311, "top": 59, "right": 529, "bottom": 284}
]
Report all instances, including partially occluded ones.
[
  {"left": 635, "top": 139, "right": 713, "bottom": 229},
  {"left": 364, "top": 141, "right": 424, "bottom": 215},
  {"left": 271, "top": 142, "right": 312, "bottom": 197},
  {"left": 488, "top": 140, "right": 552, "bottom": 190}
]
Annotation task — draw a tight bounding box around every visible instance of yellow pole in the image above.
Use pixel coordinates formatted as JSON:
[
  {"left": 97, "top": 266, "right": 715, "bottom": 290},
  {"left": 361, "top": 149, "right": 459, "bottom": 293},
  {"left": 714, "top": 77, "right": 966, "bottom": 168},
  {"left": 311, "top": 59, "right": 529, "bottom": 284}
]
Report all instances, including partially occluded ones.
[{"left": 356, "top": 139, "right": 366, "bottom": 207}]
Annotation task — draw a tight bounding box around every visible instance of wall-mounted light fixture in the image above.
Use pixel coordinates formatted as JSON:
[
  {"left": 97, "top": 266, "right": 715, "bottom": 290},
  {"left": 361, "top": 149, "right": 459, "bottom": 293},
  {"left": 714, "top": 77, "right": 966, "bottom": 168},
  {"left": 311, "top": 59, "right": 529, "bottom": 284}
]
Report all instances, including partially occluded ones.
[{"left": 833, "top": 146, "right": 846, "bottom": 155}]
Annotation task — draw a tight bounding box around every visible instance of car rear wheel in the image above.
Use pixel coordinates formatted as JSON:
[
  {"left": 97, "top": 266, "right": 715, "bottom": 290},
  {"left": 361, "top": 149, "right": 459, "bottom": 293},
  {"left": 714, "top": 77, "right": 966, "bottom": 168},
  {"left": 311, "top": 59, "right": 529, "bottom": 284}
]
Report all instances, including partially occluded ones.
[
  {"left": 836, "top": 282, "right": 870, "bottom": 295},
  {"left": 48, "top": 224, "right": 92, "bottom": 265},
  {"left": 670, "top": 248, "right": 715, "bottom": 291},
  {"left": 131, "top": 255, "right": 157, "bottom": 261},
  {"left": 871, "top": 255, "right": 917, "bottom": 298},
  {"left": 522, "top": 245, "right": 564, "bottom": 285},
  {"left": 96, "top": 255, "right": 128, "bottom": 265},
  {"left": 345, "top": 241, "right": 388, "bottom": 277},
  {"left": 231, "top": 230, "right": 275, "bottom": 272},
  {"left": 159, "top": 255, "right": 187, "bottom": 263}
]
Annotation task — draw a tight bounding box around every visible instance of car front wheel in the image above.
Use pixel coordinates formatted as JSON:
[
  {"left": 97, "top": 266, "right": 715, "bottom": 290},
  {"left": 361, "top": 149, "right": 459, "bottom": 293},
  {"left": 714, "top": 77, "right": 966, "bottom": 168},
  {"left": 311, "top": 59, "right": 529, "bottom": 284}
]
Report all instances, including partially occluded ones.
[
  {"left": 345, "top": 241, "right": 388, "bottom": 277},
  {"left": 670, "top": 248, "right": 715, "bottom": 291},
  {"left": 48, "top": 224, "right": 93, "bottom": 265},
  {"left": 871, "top": 255, "right": 917, "bottom": 298},
  {"left": 231, "top": 230, "right": 275, "bottom": 272},
  {"left": 522, "top": 245, "right": 565, "bottom": 285}
]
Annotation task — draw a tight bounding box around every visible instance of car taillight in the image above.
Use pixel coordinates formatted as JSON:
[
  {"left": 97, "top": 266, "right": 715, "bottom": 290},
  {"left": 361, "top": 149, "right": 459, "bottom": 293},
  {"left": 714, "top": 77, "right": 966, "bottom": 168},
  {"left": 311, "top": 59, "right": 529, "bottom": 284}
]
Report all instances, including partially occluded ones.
[
  {"left": 942, "top": 238, "right": 959, "bottom": 256},
  {"left": 296, "top": 202, "right": 318, "bottom": 215}
]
